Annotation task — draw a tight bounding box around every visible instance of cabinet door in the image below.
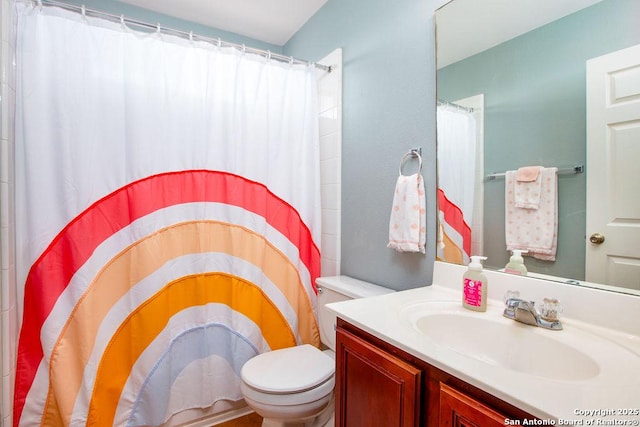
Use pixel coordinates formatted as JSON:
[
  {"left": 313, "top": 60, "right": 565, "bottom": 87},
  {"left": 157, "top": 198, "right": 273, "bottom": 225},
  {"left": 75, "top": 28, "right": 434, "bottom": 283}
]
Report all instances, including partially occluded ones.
[
  {"left": 439, "top": 383, "right": 507, "bottom": 427},
  {"left": 335, "top": 328, "right": 421, "bottom": 427}
]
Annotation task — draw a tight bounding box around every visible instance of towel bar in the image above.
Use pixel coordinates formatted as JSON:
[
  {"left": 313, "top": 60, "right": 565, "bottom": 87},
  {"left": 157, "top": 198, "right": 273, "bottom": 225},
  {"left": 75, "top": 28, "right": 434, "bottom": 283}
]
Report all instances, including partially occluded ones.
[{"left": 486, "top": 165, "right": 583, "bottom": 181}]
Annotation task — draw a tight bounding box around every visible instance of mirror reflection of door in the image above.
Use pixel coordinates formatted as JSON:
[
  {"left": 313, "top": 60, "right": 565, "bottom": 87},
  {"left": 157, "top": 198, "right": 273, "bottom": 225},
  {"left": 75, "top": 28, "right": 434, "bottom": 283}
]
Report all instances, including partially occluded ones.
[{"left": 586, "top": 43, "right": 640, "bottom": 290}]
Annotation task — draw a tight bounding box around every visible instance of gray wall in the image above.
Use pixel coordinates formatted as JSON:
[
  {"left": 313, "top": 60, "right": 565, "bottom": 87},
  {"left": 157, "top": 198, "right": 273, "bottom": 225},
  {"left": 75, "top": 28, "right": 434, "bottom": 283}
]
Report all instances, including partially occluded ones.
[
  {"left": 285, "top": 0, "right": 439, "bottom": 290},
  {"left": 437, "top": 0, "right": 640, "bottom": 280}
]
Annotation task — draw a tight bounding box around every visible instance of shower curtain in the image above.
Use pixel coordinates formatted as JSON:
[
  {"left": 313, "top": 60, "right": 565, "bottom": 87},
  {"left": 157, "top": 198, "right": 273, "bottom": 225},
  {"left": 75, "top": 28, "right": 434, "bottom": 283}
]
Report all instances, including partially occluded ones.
[
  {"left": 13, "top": 4, "right": 321, "bottom": 427},
  {"left": 436, "top": 105, "right": 477, "bottom": 264}
]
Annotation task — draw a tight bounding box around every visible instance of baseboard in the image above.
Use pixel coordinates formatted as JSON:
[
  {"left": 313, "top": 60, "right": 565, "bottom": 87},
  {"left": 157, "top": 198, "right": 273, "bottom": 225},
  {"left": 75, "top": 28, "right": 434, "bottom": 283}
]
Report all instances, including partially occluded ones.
[{"left": 178, "top": 405, "right": 255, "bottom": 427}]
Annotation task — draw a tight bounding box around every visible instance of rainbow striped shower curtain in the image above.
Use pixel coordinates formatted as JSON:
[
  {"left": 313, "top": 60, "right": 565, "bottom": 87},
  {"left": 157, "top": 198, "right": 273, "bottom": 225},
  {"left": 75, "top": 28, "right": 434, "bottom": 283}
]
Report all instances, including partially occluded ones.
[
  {"left": 436, "top": 105, "right": 477, "bottom": 264},
  {"left": 13, "top": 4, "right": 321, "bottom": 426}
]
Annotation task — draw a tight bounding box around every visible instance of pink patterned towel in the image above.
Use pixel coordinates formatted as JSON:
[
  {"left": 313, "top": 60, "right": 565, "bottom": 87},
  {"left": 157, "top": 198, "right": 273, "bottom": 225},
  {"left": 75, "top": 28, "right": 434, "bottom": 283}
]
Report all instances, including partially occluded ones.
[
  {"left": 514, "top": 168, "right": 543, "bottom": 210},
  {"left": 388, "top": 174, "right": 426, "bottom": 253},
  {"left": 516, "top": 166, "right": 542, "bottom": 182},
  {"left": 505, "top": 167, "right": 558, "bottom": 261}
]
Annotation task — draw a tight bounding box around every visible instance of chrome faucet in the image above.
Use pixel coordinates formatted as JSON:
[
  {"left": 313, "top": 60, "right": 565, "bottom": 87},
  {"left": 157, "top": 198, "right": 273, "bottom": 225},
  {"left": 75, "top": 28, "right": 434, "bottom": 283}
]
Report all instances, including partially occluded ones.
[{"left": 503, "top": 294, "right": 563, "bottom": 331}]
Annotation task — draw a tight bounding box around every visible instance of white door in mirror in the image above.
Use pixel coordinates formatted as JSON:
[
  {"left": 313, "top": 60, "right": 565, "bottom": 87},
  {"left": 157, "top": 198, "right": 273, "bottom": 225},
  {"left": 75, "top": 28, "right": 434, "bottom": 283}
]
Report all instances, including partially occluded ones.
[{"left": 586, "top": 43, "right": 640, "bottom": 291}]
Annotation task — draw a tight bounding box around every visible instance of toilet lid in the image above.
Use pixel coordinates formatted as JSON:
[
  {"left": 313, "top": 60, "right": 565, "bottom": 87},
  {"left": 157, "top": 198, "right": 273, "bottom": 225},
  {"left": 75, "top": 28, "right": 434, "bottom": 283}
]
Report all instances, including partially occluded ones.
[{"left": 241, "top": 344, "right": 334, "bottom": 393}]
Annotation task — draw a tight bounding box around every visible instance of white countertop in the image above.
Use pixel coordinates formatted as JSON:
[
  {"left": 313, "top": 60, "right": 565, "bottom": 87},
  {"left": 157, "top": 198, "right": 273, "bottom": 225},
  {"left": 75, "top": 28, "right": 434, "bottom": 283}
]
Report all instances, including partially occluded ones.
[{"left": 326, "top": 262, "right": 640, "bottom": 424}]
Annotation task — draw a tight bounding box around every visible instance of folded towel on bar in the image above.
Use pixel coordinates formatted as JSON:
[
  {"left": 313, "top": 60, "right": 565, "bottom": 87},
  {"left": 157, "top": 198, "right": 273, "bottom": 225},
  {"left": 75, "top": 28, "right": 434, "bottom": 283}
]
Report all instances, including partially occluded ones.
[
  {"left": 514, "top": 166, "right": 543, "bottom": 209},
  {"left": 388, "top": 173, "right": 426, "bottom": 253},
  {"left": 505, "top": 167, "right": 558, "bottom": 261},
  {"left": 516, "top": 166, "right": 541, "bottom": 182}
]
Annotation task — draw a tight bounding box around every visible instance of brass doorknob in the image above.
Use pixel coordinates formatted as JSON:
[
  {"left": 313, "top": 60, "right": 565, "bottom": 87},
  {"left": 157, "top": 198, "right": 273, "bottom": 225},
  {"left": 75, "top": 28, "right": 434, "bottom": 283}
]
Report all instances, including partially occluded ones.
[{"left": 589, "top": 233, "right": 605, "bottom": 244}]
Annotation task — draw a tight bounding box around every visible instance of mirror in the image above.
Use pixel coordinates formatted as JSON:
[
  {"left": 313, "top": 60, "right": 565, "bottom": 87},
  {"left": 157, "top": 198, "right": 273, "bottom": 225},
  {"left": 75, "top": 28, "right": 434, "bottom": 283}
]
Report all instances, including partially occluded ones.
[{"left": 435, "top": 0, "right": 640, "bottom": 295}]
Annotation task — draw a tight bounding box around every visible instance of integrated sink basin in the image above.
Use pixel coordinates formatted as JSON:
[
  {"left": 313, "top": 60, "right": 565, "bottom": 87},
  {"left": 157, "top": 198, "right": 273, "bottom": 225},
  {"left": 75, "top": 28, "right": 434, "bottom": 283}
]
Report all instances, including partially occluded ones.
[{"left": 399, "top": 301, "right": 600, "bottom": 381}]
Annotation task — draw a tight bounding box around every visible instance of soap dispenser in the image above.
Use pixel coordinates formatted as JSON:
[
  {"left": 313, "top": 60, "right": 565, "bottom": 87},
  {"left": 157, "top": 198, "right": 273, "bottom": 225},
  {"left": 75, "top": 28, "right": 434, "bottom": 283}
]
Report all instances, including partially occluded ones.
[
  {"left": 462, "top": 256, "right": 488, "bottom": 312},
  {"left": 505, "top": 250, "right": 528, "bottom": 276}
]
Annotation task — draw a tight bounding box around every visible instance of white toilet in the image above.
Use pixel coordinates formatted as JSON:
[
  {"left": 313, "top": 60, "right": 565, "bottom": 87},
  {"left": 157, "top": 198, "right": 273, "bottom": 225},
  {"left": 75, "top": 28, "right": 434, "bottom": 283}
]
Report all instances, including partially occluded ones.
[{"left": 240, "top": 276, "right": 394, "bottom": 427}]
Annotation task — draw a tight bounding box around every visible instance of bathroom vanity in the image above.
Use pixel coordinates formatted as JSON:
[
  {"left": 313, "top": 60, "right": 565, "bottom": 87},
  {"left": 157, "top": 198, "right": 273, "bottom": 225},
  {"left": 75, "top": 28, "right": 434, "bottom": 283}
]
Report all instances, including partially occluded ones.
[
  {"left": 336, "top": 318, "right": 535, "bottom": 426},
  {"left": 328, "top": 262, "right": 640, "bottom": 426}
]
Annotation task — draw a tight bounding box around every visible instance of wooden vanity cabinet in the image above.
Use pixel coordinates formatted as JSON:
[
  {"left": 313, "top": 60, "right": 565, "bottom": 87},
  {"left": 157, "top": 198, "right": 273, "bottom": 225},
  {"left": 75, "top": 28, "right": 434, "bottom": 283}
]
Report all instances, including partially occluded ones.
[
  {"left": 335, "top": 318, "right": 537, "bottom": 427},
  {"left": 335, "top": 324, "right": 421, "bottom": 427},
  {"left": 439, "top": 382, "right": 509, "bottom": 427}
]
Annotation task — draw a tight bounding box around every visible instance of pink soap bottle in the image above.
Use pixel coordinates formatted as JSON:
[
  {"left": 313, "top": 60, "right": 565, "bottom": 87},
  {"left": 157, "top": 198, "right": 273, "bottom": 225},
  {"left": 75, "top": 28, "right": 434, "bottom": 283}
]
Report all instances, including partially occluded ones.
[{"left": 462, "top": 256, "right": 488, "bottom": 312}]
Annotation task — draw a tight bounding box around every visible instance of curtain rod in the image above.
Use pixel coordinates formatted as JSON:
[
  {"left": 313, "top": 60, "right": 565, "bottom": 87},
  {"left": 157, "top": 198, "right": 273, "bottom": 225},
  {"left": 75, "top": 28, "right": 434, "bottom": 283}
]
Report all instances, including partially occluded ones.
[
  {"left": 34, "top": 0, "right": 332, "bottom": 73},
  {"left": 437, "top": 99, "right": 474, "bottom": 113}
]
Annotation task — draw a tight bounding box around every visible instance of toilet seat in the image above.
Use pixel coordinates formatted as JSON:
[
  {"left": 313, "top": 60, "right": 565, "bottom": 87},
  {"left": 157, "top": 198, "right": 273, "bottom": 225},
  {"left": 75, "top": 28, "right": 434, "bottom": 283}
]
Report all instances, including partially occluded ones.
[{"left": 240, "top": 344, "right": 335, "bottom": 406}]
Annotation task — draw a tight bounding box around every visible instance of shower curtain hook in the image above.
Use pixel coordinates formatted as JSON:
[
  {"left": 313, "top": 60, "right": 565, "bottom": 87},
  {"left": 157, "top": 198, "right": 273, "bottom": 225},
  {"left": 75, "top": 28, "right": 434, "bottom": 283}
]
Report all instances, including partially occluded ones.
[
  {"left": 267, "top": 50, "right": 272, "bottom": 61},
  {"left": 189, "top": 31, "right": 193, "bottom": 42},
  {"left": 289, "top": 56, "right": 294, "bottom": 65},
  {"left": 36, "top": 0, "right": 42, "bottom": 9},
  {"left": 241, "top": 44, "right": 246, "bottom": 55},
  {"left": 156, "top": 23, "right": 161, "bottom": 33},
  {"left": 81, "top": 5, "right": 85, "bottom": 18},
  {"left": 120, "top": 14, "right": 125, "bottom": 28}
]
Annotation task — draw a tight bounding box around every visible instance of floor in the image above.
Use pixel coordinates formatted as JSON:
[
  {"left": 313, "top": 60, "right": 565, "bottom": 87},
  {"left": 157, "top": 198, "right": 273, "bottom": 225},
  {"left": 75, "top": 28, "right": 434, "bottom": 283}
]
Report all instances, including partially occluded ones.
[{"left": 215, "top": 412, "right": 263, "bottom": 427}]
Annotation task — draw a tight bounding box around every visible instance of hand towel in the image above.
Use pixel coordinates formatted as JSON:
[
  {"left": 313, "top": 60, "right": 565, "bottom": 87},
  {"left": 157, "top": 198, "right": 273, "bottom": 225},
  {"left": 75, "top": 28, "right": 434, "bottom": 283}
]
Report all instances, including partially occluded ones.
[
  {"left": 516, "top": 166, "right": 541, "bottom": 182},
  {"left": 505, "top": 167, "right": 558, "bottom": 261},
  {"left": 514, "top": 166, "right": 543, "bottom": 210},
  {"left": 388, "top": 173, "right": 426, "bottom": 253}
]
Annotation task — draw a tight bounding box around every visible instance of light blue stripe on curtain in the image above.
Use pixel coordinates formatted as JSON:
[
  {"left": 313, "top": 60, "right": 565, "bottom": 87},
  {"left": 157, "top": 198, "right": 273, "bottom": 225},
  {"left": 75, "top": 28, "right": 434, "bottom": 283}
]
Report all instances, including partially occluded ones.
[{"left": 128, "top": 324, "right": 258, "bottom": 427}]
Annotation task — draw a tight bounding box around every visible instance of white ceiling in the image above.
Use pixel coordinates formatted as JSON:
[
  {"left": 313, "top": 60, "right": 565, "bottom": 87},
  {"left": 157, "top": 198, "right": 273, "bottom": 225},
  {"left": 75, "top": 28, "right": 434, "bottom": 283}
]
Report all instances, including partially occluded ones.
[
  {"left": 436, "top": 0, "right": 604, "bottom": 68},
  {"left": 115, "top": 0, "right": 604, "bottom": 57},
  {"left": 117, "top": 0, "right": 328, "bottom": 46}
]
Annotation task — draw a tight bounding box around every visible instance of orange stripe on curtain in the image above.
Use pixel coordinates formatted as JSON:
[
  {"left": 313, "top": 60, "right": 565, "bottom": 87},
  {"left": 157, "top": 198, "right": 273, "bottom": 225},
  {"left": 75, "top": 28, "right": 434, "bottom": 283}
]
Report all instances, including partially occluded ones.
[{"left": 40, "top": 220, "right": 318, "bottom": 425}]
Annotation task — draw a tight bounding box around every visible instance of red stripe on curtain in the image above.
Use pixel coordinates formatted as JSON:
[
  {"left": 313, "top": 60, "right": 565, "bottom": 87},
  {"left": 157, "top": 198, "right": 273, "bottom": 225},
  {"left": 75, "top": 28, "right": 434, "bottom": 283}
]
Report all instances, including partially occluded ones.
[{"left": 437, "top": 187, "right": 472, "bottom": 257}]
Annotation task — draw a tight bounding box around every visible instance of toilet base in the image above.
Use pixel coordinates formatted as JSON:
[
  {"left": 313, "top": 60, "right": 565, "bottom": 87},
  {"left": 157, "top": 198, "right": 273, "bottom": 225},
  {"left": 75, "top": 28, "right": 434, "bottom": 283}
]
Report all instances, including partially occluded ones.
[{"left": 260, "top": 398, "right": 334, "bottom": 427}]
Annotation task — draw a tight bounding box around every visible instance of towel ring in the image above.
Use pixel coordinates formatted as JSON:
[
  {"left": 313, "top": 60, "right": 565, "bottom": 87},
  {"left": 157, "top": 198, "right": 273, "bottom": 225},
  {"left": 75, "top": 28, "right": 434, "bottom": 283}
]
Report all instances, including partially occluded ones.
[{"left": 399, "top": 149, "right": 422, "bottom": 176}]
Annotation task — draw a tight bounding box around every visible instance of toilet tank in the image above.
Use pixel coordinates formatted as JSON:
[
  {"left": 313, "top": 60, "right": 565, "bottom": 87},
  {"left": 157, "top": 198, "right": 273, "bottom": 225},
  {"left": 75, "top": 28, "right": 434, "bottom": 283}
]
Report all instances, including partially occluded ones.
[{"left": 315, "top": 276, "right": 394, "bottom": 352}]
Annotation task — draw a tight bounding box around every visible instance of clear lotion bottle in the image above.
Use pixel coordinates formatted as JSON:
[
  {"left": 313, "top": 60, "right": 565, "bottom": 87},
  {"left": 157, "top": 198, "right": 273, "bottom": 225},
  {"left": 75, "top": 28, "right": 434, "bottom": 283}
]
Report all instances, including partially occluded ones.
[{"left": 463, "top": 256, "right": 488, "bottom": 312}]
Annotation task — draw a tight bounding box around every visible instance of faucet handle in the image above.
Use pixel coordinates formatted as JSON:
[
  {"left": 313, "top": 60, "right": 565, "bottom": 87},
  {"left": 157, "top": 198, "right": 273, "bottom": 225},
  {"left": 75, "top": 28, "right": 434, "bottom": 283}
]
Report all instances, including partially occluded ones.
[
  {"left": 539, "top": 298, "right": 562, "bottom": 321},
  {"left": 503, "top": 291, "right": 523, "bottom": 320},
  {"left": 503, "top": 290, "right": 520, "bottom": 304}
]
